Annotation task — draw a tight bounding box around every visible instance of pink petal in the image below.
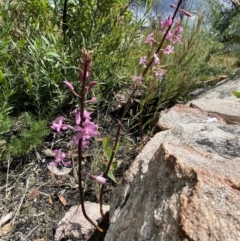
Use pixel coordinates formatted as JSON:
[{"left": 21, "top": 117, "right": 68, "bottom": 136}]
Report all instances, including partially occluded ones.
[
  {"left": 170, "top": 4, "right": 177, "bottom": 9},
  {"left": 91, "top": 97, "right": 97, "bottom": 102},
  {"left": 63, "top": 80, "right": 80, "bottom": 98},
  {"left": 74, "top": 108, "right": 81, "bottom": 125},
  {"left": 132, "top": 75, "right": 143, "bottom": 85},
  {"left": 83, "top": 110, "right": 92, "bottom": 120},
  {"left": 145, "top": 33, "right": 155, "bottom": 44},
  {"left": 180, "top": 9, "right": 192, "bottom": 17},
  {"left": 63, "top": 80, "right": 74, "bottom": 91},
  {"left": 95, "top": 175, "right": 107, "bottom": 185},
  {"left": 153, "top": 53, "right": 160, "bottom": 65},
  {"left": 62, "top": 160, "right": 71, "bottom": 167},
  {"left": 86, "top": 172, "right": 107, "bottom": 185},
  {"left": 48, "top": 161, "right": 57, "bottom": 167},
  {"left": 88, "top": 81, "right": 97, "bottom": 92}
]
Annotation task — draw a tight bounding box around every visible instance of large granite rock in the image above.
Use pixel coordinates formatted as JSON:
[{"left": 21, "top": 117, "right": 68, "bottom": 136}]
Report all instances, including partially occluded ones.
[
  {"left": 104, "top": 78, "right": 240, "bottom": 241},
  {"left": 188, "top": 79, "right": 240, "bottom": 124}
]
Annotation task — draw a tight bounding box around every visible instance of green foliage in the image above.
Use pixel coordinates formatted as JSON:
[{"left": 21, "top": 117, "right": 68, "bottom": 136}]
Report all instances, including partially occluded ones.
[
  {"left": 0, "top": 0, "right": 73, "bottom": 117},
  {"left": 205, "top": 0, "right": 240, "bottom": 79},
  {"left": 232, "top": 90, "right": 240, "bottom": 98},
  {"left": 0, "top": 112, "right": 50, "bottom": 160},
  {"left": 224, "top": 13, "right": 240, "bottom": 43},
  {"left": 208, "top": 0, "right": 240, "bottom": 44},
  {"left": 102, "top": 136, "right": 120, "bottom": 182},
  {"left": 56, "top": 0, "right": 150, "bottom": 101},
  {"left": 0, "top": 0, "right": 152, "bottom": 117}
]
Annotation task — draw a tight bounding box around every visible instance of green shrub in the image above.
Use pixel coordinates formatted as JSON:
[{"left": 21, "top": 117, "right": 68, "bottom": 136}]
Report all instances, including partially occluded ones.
[
  {"left": 57, "top": 0, "right": 150, "bottom": 102},
  {"left": 0, "top": 0, "right": 74, "bottom": 117},
  {"left": 0, "top": 0, "right": 153, "bottom": 117},
  {"left": 0, "top": 112, "right": 50, "bottom": 160}
]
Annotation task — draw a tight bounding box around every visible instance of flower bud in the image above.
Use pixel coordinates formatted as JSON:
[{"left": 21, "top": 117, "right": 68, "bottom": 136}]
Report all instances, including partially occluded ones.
[{"left": 88, "top": 81, "right": 98, "bottom": 92}]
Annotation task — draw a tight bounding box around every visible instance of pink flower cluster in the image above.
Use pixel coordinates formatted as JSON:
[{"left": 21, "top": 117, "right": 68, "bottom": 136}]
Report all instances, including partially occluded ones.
[
  {"left": 49, "top": 50, "right": 100, "bottom": 170},
  {"left": 163, "top": 19, "right": 184, "bottom": 45},
  {"left": 133, "top": 4, "right": 191, "bottom": 84},
  {"left": 48, "top": 149, "right": 71, "bottom": 167},
  {"left": 50, "top": 109, "right": 99, "bottom": 169},
  {"left": 51, "top": 108, "right": 99, "bottom": 159},
  {"left": 49, "top": 48, "right": 107, "bottom": 185}
]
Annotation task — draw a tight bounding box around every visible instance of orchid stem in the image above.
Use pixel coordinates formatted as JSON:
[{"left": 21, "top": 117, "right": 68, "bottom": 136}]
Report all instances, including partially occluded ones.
[{"left": 78, "top": 52, "right": 104, "bottom": 233}]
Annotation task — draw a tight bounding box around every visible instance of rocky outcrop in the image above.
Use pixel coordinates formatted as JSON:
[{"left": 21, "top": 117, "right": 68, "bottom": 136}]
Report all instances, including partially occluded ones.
[{"left": 104, "top": 78, "right": 240, "bottom": 241}]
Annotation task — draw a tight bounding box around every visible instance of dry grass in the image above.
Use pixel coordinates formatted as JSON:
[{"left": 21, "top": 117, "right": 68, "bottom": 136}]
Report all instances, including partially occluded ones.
[{"left": 208, "top": 54, "right": 238, "bottom": 70}]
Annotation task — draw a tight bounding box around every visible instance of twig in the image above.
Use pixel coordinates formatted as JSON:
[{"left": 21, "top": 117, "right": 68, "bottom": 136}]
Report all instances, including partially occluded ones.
[
  {"left": 34, "top": 147, "right": 41, "bottom": 161},
  {"left": 12, "top": 178, "right": 29, "bottom": 225},
  {"left": 71, "top": 147, "right": 78, "bottom": 181},
  {"left": 5, "top": 153, "right": 11, "bottom": 199},
  {"left": 22, "top": 225, "right": 39, "bottom": 241}
]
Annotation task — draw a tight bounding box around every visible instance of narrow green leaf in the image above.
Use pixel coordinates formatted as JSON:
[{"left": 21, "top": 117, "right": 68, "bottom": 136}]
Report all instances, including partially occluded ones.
[
  {"left": 0, "top": 70, "right": 4, "bottom": 82},
  {"left": 107, "top": 169, "right": 116, "bottom": 183},
  {"left": 103, "top": 136, "right": 111, "bottom": 150},
  {"left": 103, "top": 136, "right": 112, "bottom": 161},
  {"left": 8, "top": 88, "right": 17, "bottom": 97},
  {"left": 46, "top": 52, "right": 60, "bottom": 58},
  {"left": 34, "top": 19, "right": 39, "bottom": 31},
  {"left": 112, "top": 160, "right": 118, "bottom": 170},
  {"left": 232, "top": 90, "right": 240, "bottom": 98},
  {"left": 104, "top": 147, "right": 112, "bottom": 162}
]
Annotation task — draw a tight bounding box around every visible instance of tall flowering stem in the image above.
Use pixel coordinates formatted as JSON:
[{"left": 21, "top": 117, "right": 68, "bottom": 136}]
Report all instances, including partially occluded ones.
[
  {"left": 51, "top": 48, "right": 103, "bottom": 232},
  {"left": 77, "top": 49, "right": 104, "bottom": 233},
  {"left": 99, "top": 0, "right": 185, "bottom": 219}
]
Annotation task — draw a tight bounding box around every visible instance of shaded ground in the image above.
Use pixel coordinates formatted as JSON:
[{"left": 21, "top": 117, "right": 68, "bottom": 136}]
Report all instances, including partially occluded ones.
[{"left": 0, "top": 108, "right": 141, "bottom": 241}]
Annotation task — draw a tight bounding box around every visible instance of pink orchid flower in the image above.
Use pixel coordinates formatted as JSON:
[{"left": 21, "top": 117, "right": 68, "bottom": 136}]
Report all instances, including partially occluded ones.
[
  {"left": 161, "top": 45, "right": 174, "bottom": 55},
  {"left": 51, "top": 116, "right": 69, "bottom": 134},
  {"left": 161, "top": 15, "right": 173, "bottom": 30},
  {"left": 155, "top": 69, "right": 165, "bottom": 78},
  {"left": 139, "top": 56, "right": 148, "bottom": 68},
  {"left": 85, "top": 172, "right": 107, "bottom": 185},
  {"left": 175, "top": 25, "right": 184, "bottom": 34},
  {"left": 145, "top": 33, "right": 155, "bottom": 44},
  {"left": 73, "top": 119, "right": 99, "bottom": 146},
  {"left": 153, "top": 53, "right": 160, "bottom": 65},
  {"left": 132, "top": 75, "right": 143, "bottom": 85},
  {"left": 49, "top": 149, "right": 71, "bottom": 167},
  {"left": 166, "top": 30, "right": 174, "bottom": 41},
  {"left": 73, "top": 109, "right": 92, "bottom": 125}
]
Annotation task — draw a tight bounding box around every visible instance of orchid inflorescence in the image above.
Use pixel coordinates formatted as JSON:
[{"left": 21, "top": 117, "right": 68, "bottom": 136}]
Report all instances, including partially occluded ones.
[
  {"left": 50, "top": 48, "right": 104, "bottom": 185},
  {"left": 48, "top": 0, "right": 191, "bottom": 233},
  {"left": 134, "top": 5, "right": 190, "bottom": 86}
]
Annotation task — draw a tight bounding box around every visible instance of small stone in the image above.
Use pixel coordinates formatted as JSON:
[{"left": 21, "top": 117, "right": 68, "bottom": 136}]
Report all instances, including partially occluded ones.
[{"left": 54, "top": 202, "right": 109, "bottom": 241}]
